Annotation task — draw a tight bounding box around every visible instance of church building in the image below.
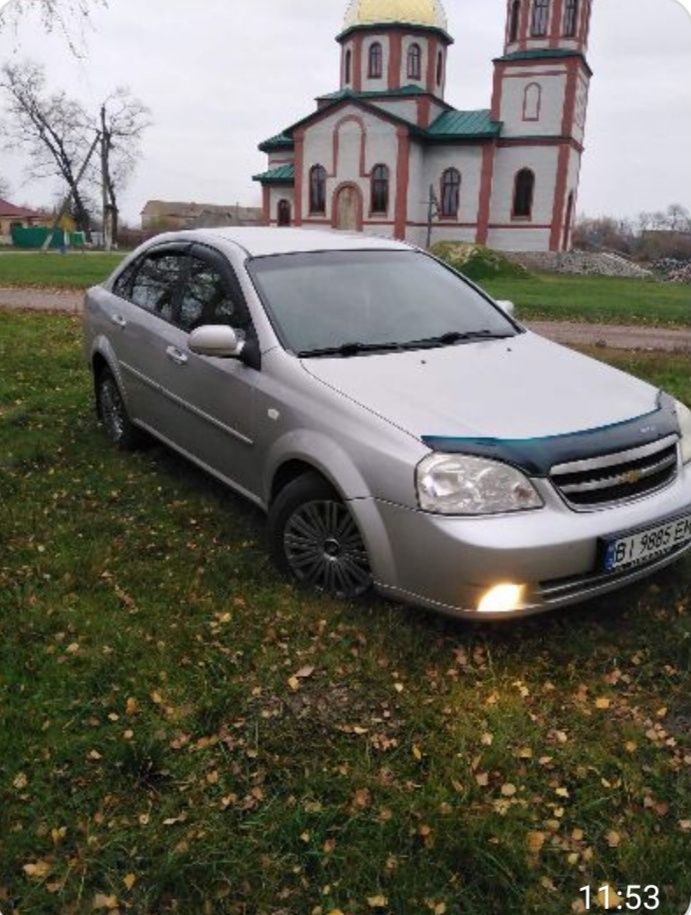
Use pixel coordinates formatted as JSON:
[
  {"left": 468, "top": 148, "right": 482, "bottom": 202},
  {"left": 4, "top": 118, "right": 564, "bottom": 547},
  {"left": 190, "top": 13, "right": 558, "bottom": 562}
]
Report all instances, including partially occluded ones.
[{"left": 253, "top": 0, "right": 593, "bottom": 251}]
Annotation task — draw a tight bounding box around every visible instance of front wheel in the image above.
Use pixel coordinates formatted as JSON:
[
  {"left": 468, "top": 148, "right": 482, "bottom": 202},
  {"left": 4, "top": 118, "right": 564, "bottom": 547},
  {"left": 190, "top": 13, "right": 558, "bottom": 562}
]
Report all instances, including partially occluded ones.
[{"left": 269, "top": 473, "right": 373, "bottom": 599}]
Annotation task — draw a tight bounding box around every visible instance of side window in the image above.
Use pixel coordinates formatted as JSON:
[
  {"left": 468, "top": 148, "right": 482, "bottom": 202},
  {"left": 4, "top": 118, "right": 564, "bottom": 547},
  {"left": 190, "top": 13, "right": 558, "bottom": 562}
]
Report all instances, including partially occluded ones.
[
  {"left": 130, "top": 253, "right": 185, "bottom": 322},
  {"left": 177, "top": 256, "right": 245, "bottom": 334},
  {"left": 112, "top": 261, "right": 138, "bottom": 300}
]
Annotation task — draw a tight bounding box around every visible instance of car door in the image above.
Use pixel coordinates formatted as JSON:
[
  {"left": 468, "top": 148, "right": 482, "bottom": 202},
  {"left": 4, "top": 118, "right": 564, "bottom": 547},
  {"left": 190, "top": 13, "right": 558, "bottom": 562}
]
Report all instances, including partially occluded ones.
[
  {"left": 153, "top": 243, "right": 260, "bottom": 498},
  {"left": 107, "top": 244, "right": 190, "bottom": 433}
]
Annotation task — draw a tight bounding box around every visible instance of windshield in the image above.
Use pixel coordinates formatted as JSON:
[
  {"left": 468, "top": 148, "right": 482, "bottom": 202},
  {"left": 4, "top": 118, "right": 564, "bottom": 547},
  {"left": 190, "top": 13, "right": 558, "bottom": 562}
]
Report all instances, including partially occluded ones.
[{"left": 247, "top": 250, "right": 518, "bottom": 356}]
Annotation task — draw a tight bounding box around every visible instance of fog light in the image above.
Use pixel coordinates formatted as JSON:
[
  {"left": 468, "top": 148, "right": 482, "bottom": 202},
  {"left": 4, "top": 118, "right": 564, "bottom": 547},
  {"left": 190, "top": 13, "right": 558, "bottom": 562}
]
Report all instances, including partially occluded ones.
[{"left": 478, "top": 584, "right": 524, "bottom": 614}]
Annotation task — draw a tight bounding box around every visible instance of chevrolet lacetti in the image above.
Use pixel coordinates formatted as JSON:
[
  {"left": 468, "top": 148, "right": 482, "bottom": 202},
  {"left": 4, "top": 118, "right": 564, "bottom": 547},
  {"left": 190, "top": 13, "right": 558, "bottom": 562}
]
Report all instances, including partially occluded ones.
[{"left": 83, "top": 228, "right": 691, "bottom": 620}]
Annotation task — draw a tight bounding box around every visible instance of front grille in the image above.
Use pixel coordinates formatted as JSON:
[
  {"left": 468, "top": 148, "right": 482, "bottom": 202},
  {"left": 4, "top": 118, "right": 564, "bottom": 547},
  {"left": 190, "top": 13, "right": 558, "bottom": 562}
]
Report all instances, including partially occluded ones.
[{"left": 550, "top": 434, "right": 679, "bottom": 510}]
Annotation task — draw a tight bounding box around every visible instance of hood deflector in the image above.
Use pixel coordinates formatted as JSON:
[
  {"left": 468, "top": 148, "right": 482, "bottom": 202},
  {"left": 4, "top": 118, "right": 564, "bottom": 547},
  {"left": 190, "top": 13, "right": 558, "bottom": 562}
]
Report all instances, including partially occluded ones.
[{"left": 421, "top": 393, "right": 680, "bottom": 477}]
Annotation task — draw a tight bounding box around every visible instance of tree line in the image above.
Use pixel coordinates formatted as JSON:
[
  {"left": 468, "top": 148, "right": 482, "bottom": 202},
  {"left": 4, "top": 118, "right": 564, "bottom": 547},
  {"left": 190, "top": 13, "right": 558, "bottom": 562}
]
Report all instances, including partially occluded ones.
[{"left": 574, "top": 204, "right": 691, "bottom": 261}]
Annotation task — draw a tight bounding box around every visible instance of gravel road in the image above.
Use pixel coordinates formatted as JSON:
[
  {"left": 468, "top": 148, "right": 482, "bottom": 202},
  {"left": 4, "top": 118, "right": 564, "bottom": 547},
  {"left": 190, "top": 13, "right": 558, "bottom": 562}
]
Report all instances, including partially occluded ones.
[{"left": 1, "top": 286, "right": 690, "bottom": 353}]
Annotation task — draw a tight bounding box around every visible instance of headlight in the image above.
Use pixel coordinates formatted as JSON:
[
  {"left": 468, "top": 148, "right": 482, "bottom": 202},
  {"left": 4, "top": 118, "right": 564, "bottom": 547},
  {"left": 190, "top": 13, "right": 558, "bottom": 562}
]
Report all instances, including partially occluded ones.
[
  {"left": 416, "top": 453, "right": 544, "bottom": 515},
  {"left": 675, "top": 399, "right": 691, "bottom": 465}
]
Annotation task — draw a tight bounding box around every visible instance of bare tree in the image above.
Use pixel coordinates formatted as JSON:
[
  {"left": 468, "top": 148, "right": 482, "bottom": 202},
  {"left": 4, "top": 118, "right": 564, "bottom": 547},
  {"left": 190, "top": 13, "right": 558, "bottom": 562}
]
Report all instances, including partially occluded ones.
[
  {"left": 666, "top": 203, "right": 691, "bottom": 233},
  {"left": 99, "top": 89, "right": 151, "bottom": 248},
  {"left": 0, "top": 61, "right": 94, "bottom": 234},
  {"left": 0, "top": 0, "right": 108, "bottom": 54},
  {"left": 0, "top": 175, "right": 10, "bottom": 199}
]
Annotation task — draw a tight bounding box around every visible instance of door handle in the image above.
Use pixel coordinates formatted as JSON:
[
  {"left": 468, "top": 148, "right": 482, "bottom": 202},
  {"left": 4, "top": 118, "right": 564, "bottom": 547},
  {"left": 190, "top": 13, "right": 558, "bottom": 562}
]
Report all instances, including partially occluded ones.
[
  {"left": 166, "top": 346, "right": 188, "bottom": 366},
  {"left": 110, "top": 314, "right": 127, "bottom": 328}
]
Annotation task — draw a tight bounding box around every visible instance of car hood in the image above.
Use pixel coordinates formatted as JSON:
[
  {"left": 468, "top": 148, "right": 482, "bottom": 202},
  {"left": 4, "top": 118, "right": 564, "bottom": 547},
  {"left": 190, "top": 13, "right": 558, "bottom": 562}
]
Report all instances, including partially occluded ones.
[{"left": 301, "top": 331, "right": 660, "bottom": 442}]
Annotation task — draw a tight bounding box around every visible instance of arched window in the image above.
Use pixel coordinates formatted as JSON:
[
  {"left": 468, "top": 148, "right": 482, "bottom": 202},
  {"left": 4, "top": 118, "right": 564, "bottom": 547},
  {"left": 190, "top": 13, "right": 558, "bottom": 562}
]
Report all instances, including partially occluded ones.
[
  {"left": 277, "top": 199, "right": 291, "bottom": 227},
  {"left": 522, "top": 82, "right": 541, "bottom": 120},
  {"left": 407, "top": 43, "right": 422, "bottom": 80},
  {"left": 309, "top": 165, "right": 326, "bottom": 214},
  {"left": 345, "top": 49, "right": 352, "bottom": 84},
  {"left": 368, "top": 42, "right": 383, "bottom": 79},
  {"left": 371, "top": 164, "right": 389, "bottom": 213},
  {"left": 440, "top": 168, "right": 461, "bottom": 218},
  {"left": 436, "top": 50, "right": 444, "bottom": 86},
  {"left": 513, "top": 169, "right": 535, "bottom": 218},
  {"left": 563, "top": 0, "right": 579, "bottom": 36},
  {"left": 531, "top": 0, "right": 550, "bottom": 36},
  {"left": 509, "top": 0, "right": 521, "bottom": 42}
]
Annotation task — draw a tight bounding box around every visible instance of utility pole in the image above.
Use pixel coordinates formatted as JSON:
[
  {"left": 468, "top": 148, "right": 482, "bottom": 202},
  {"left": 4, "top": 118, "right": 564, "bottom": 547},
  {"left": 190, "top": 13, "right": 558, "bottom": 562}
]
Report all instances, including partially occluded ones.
[
  {"left": 101, "top": 104, "right": 113, "bottom": 251},
  {"left": 426, "top": 184, "right": 440, "bottom": 249},
  {"left": 42, "top": 131, "right": 101, "bottom": 253}
]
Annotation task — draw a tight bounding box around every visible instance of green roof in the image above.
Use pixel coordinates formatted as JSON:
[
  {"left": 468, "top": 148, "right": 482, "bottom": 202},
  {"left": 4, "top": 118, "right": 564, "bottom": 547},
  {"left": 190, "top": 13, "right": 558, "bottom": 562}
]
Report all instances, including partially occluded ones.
[
  {"left": 427, "top": 109, "right": 502, "bottom": 139},
  {"left": 252, "top": 164, "right": 295, "bottom": 185},
  {"left": 258, "top": 132, "right": 294, "bottom": 153}
]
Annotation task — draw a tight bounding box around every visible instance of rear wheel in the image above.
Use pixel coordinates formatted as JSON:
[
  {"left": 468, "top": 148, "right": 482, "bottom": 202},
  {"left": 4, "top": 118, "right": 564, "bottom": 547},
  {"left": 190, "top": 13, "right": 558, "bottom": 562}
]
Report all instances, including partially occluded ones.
[
  {"left": 96, "top": 368, "right": 141, "bottom": 450},
  {"left": 269, "top": 473, "right": 372, "bottom": 599}
]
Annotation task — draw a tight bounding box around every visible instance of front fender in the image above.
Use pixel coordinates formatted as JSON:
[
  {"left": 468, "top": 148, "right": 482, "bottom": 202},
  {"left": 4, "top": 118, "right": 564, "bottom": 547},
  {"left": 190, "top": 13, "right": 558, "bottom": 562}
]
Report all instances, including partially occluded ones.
[{"left": 263, "top": 429, "right": 398, "bottom": 585}]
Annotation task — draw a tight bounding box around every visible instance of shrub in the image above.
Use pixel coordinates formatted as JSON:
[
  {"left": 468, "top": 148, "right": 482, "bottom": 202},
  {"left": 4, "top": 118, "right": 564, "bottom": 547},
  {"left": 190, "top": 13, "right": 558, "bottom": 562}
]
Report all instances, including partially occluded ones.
[{"left": 430, "top": 241, "right": 530, "bottom": 281}]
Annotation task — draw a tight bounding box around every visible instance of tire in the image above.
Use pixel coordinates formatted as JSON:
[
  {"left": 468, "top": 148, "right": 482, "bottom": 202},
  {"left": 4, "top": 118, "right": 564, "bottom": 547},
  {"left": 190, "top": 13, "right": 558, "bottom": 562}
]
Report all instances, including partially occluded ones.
[
  {"left": 269, "top": 472, "right": 373, "bottom": 599},
  {"left": 96, "top": 368, "right": 142, "bottom": 451}
]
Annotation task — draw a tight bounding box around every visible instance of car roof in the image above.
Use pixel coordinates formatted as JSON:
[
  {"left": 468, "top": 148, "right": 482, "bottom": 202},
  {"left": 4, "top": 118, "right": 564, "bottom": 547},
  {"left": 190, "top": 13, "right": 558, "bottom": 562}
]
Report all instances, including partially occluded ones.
[{"left": 159, "top": 226, "right": 414, "bottom": 258}]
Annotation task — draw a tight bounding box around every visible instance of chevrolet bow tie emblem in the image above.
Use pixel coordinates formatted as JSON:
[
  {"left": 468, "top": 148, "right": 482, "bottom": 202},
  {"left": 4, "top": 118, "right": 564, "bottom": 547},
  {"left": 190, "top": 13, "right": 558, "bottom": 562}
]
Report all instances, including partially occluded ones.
[{"left": 625, "top": 470, "right": 643, "bottom": 485}]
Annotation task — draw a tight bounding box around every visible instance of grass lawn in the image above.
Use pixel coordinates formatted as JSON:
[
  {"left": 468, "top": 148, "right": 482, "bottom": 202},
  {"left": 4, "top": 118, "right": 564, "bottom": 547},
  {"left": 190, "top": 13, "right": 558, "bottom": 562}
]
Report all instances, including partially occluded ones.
[
  {"left": 0, "top": 252, "right": 126, "bottom": 290},
  {"left": 482, "top": 274, "right": 691, "bottom": 328},
  {"left": 1, "top": 251, "right": 691, "bottom": 328},
  {"left": 0, "top": 313, "right": 690, "bottom": 915}
]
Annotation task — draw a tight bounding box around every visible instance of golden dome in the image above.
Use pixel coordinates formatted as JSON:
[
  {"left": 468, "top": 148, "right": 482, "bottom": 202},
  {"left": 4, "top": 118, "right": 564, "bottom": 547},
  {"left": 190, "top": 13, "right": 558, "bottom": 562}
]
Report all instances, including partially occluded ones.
[{"left": 343, "top": 0, "right": 448, "bottom": 32}]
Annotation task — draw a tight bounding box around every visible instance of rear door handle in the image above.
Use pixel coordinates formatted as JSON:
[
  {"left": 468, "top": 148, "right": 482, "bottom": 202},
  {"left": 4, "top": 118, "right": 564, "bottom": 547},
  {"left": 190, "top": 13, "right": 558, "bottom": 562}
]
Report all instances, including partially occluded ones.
[
  {"left": 166, "top": 346, "right": 188, "bottom": 366},
  {"left": 110, "top": 314, "right": 127, "bottom": 328}
]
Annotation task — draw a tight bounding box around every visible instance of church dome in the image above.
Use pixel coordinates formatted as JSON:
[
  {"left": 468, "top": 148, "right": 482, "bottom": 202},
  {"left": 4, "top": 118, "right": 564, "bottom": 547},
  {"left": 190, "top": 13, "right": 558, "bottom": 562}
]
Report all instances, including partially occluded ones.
[{"left": 343, "top": 0, "right": 448, "bottom": 32}]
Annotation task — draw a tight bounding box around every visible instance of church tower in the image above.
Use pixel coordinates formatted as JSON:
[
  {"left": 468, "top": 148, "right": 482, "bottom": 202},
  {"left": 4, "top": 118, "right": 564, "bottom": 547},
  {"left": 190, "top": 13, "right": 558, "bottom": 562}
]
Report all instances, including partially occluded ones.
[{"left": 487, "top": 0, "right": 593, "bottom": 250}]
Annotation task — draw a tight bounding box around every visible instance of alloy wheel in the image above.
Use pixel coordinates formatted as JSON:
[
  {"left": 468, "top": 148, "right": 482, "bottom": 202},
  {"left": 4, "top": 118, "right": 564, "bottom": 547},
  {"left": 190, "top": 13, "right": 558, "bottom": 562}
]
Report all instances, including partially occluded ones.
[{"left": 284, "top": 499, "right": 372, "bottom": 598}]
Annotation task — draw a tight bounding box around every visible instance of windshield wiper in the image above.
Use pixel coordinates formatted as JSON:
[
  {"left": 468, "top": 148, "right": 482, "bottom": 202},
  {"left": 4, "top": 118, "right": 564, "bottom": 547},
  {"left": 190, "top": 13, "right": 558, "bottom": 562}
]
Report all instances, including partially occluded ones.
[
  {"left": 297, "top": 341, "right": 402, "bottom": 358},
  {"left": 399, "top": 329, "right": 515, "bottom": 350}
]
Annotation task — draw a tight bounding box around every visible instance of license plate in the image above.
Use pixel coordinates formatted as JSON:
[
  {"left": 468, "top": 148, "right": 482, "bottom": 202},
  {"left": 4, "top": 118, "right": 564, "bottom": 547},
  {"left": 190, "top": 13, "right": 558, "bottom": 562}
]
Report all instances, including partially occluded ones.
[{"left": 603, "top": 509, "right": 691, "bottom": 572}]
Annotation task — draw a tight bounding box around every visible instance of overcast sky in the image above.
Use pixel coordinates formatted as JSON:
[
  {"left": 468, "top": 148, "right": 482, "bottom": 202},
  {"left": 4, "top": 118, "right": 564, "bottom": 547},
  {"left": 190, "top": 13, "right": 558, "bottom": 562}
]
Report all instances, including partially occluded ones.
[{"left": 1, "top": 0, "right": 690, "bottom": 226}]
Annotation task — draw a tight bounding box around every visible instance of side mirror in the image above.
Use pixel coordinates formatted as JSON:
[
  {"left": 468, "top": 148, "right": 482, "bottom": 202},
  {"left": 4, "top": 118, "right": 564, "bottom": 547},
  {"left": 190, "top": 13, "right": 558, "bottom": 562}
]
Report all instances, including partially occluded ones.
[
  {"left": 496, "top": 299, "right": 516, "bottom": 317},
  {"left": 189, "top": 325, "right": 245, "bottom": 359}
]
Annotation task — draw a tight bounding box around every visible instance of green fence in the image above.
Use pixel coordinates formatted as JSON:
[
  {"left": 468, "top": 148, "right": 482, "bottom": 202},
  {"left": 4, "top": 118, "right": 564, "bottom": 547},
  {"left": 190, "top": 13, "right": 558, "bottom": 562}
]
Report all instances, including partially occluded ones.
[{"left": 10, "top": 226, "right": 87, "bottom": 249}]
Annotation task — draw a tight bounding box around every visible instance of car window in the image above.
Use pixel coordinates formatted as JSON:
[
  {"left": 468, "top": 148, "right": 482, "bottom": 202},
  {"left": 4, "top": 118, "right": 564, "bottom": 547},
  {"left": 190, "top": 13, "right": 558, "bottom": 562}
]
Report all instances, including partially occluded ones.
[
  {"left": 248, "top": 250, "right": 517, "bottom": 355},
  {"left": 176, "top": 256, "right": 245, "bottom": 334},
  {"left": 130, "top": 253, "right": 186, "bottom": 322},
  {"left": 112, "top": 261, "right": 138, "bottom": 300}
]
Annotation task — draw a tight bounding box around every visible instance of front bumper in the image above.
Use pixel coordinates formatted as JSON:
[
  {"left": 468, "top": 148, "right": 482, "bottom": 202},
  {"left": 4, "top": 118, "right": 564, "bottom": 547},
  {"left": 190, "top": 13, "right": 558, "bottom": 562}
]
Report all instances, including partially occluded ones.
[{"left": 358, "top": 465, "right": 691, "bottom": 620}]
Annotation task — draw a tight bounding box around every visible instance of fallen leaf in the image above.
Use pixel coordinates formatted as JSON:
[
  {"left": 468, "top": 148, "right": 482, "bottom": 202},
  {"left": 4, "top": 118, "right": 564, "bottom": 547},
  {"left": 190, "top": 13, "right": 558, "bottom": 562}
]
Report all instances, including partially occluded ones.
[
  {"left": 92, "top": 894, "right": 119, "bottom": 910},
  {"left": 123, "top": 873, "right": 136, "bottom": 891},
  {"left": 23, "top": 860, "right": 51, "bottom": 879},
  {"left": 595, "top": 697, "right": 611, "bottom": 710},
  {"left": 501, "top": 783, "right": 517, "bottom": 797},
  {"left": 597, "top": 884, "right": 624, "bottom": 910},
  {"left": 605, "top": 830, "right": 621, "bottom": 848},
  {"left": 294, "top": 665, "right": 315, "bottom": 679},
  {"left": 13, "top": 772, "right": 28, "bottom": 789},
  {"left": 125, "top": 697, "right": 139, "bottom": 716},
  {"left": 287, "top": 676, "right": 300, "bottom": 692},
  {"left": 475, "top": 772, "right": 489, "bottom": 787},
  {"left": 367, "top": 895, "right": 388, "bottom": 908},
  {"left": 526, "top": 831, "right": 545, "bottom": 854}
]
